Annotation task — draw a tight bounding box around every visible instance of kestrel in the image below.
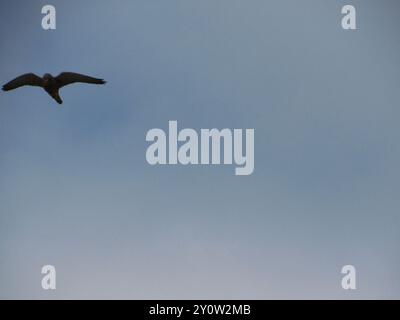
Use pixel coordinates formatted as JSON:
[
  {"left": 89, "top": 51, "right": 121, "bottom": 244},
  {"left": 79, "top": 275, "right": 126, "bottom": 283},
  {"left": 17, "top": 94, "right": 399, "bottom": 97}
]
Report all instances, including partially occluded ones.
[{"left": 2, "top": 72, "right": 106, "bottom": 104}]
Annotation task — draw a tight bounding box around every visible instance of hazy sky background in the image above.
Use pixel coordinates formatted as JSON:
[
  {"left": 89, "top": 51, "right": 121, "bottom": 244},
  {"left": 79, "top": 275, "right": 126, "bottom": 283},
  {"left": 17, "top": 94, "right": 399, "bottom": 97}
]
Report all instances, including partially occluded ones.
[{"left": 0, "top": 0, "right": 399, "bottom": 299}]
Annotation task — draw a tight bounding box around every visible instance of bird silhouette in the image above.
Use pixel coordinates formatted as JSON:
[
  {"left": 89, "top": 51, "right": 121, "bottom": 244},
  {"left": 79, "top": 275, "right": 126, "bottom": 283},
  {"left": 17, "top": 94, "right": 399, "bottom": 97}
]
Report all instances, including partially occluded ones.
[{"left": 2, "top": 72, "right": 106, "bottom": 104}]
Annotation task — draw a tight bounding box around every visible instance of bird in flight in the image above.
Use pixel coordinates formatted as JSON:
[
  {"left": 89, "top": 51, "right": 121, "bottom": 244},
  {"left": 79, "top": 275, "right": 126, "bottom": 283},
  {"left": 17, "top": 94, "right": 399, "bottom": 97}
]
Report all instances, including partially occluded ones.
[{"left": 2, "top": 72, "right": 106, "bottom": 104}]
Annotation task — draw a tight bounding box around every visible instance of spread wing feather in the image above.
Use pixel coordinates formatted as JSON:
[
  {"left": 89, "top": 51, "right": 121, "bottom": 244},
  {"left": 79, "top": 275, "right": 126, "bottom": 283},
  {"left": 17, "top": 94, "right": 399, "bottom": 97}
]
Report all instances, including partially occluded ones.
[
  {"left": 56, "top": 72, "right": 106, "bottom": 88},
  {"left": 2, "top": 73, "right": 44, "bottom": 91}
]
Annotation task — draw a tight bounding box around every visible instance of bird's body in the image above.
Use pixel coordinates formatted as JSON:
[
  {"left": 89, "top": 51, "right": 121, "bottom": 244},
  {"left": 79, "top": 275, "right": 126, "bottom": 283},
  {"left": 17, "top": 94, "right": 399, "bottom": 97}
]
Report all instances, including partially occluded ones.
[
  {"left": 2, "top": 72, "right": 106, "bottom": 104},
  {"left": 42, "top": 73, "right": 63, "bottom": 104}
]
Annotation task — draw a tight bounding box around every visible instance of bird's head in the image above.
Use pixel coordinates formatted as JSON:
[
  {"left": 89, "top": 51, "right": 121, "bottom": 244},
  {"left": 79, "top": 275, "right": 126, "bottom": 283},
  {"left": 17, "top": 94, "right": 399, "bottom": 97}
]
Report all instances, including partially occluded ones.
[{"left": 43, "top": 73, "right": 52, "bottom": 83}]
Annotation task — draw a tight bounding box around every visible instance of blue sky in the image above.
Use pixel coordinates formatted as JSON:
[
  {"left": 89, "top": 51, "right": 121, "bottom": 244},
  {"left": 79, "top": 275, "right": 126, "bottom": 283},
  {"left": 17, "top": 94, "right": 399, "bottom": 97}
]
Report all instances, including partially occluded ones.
[{"left": 0, "top": 0, "right": 399, "bottom": 298}]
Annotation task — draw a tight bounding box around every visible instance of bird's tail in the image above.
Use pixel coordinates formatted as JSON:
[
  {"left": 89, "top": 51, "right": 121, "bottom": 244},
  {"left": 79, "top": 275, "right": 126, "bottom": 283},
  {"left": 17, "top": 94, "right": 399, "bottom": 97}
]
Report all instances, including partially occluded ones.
[{"left": 49, "top": 91, "right": 63, "bottom": 104}]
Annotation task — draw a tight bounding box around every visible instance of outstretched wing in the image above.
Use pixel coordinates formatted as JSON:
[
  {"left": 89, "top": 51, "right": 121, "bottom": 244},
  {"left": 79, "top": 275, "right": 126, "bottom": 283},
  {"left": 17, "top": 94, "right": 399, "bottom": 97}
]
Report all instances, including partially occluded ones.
[
  {"left": 2, "top": 73, "right": 44, "bottom": 91},
  {"left": 56, "top": 72, "right": 106, "bottom": 88}
]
